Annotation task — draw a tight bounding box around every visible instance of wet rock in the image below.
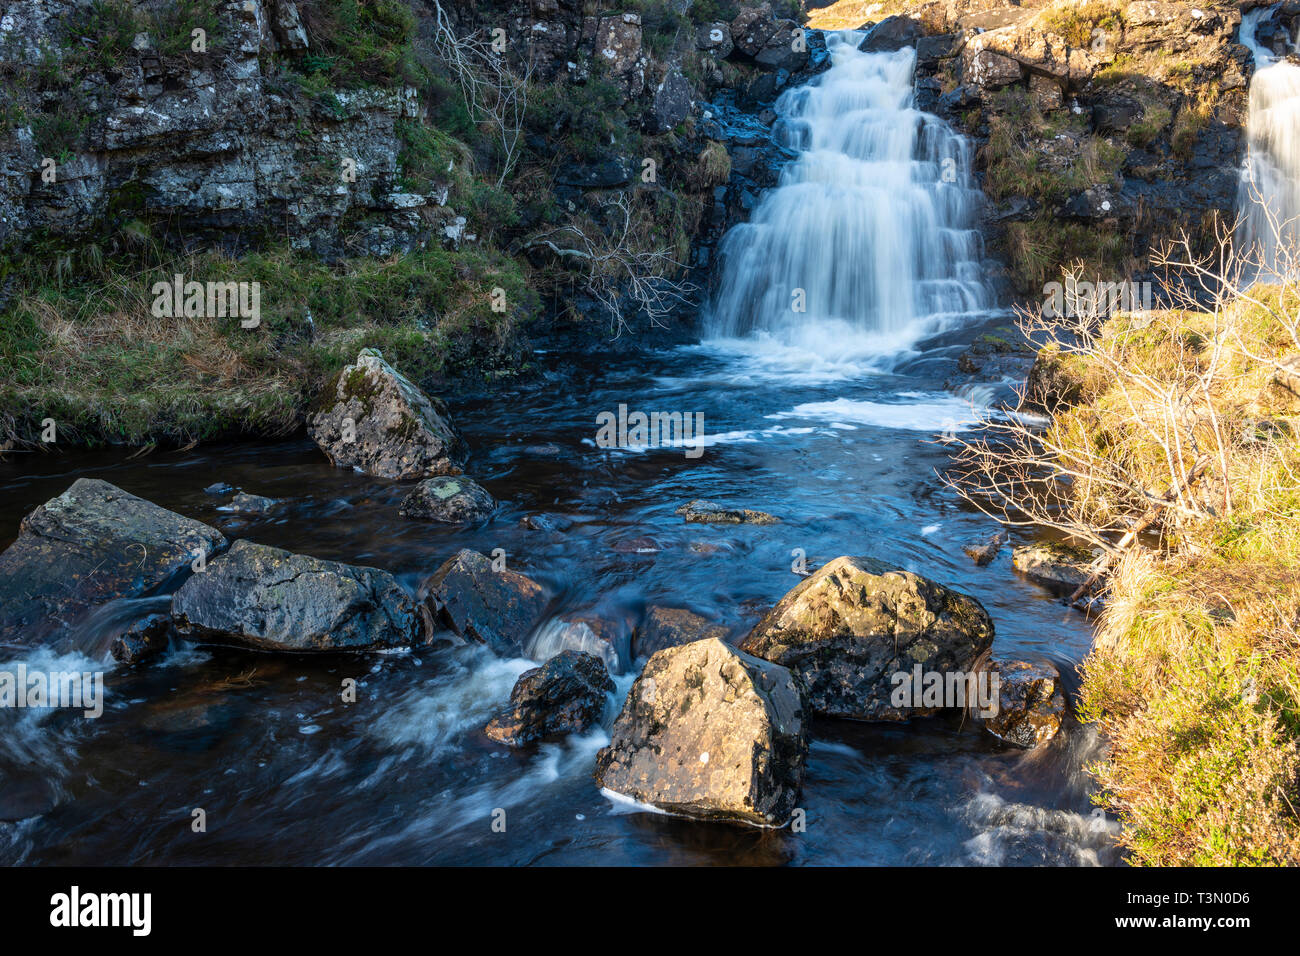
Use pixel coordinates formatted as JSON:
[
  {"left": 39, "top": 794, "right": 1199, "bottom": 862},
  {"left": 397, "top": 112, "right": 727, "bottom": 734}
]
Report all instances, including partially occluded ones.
[
  {"left": 633, "top": 606, "right": 729, "bottom": 658},
  {"left": 520, "top": 513, "right": 574, "bottom": 533},
  {"left": 964, "top": 531, "right": 1007, "bottom": 567},
  {"left": 419, "top": 549, "right": 549, "bottom": 654},
  {"left": 1092, "top": 95, "right": 1143, "bottom": 133},
  {"left": 204, "top": 482, "right": 236, "bottom": 496},
  {"left": 1012, "top": 543, "right": 1097, "bottom": 595},
  {"left": 594, "top": 638, "right": 807, "bottom": 826},
  {"left": 983, "top": 659, "right": 1067, "bottom": 748},
  {"left": 399, "top": 476, "right": 495, "bottom": 524},
  {"left": 859, "top": 15, "right": 923, "bottom": 53},
  {"left": 223, "top": 492, "right": 279, "bottom": 514},
  {"left": 755, "top": 23, "right": 808, "bottom": 73},
  {"left": 109, "top": 612, "right": 173, "bottom": 667},
  {"left": 484, "top": 649, "right": 613, "bottom": 746},
  {"left": 308, "top": 349, "right": 466, "bottom": 480},
  {"left": 611, "top": 535, "right": 661, "bottom": 554},
  {"left": 0, "top": 479, "right": 226, "bottom": 646},
  {"left": 172, "top": 540, "right": 418, "bottom": 652},
  {"left": 675, "top": 499, "right": 779, "bottom": 525},
  {"left": 739, "top": 555, "right": 995, "bottom": 721}
]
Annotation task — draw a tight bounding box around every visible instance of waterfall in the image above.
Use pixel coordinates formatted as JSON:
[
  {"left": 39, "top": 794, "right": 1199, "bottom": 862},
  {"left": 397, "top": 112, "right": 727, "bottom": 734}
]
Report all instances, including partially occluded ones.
[
  {"left": 1237, "top": 7, "right": 1300, "bottom": 272},
  {"left": 704, "top": 32, "right": 991, "bottom": 355}
]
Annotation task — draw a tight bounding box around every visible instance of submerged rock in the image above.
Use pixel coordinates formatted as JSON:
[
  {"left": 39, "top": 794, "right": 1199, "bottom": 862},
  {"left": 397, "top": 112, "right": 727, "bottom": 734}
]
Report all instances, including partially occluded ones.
[
  {"left": 964, "top": 530, "right": 1006, "bottom": 566},
  {"left": 172, "top": 540, "right": 418, "bottom": 652},
  {"left": 520, "top": 513, "right": 574, "bottom": 533},
  {"left": 595, "top": 638, "right": 807, "bottom": 826},
  {"left": 484, "top": 650, "right": 613, "bottom": 746},
  {"left": 0, "top": 478, "right": 226, "bottom": 645},
  {"left": 110, "top": 612, "right": 173, "bottom": 667},
  {"left": 399, "top": 476, "right": 495, "bottom": 523},
  {"left": 675, "top": 499, "right": 779, "bottom": 525},
  {"left": 633, "top": 605, "right": 729, "bottom": 659},
  {"left": 419, "top": 549, "right": 549, "bottom": 654},
  {"left": 1012, "top": 543, "right": 1096, "bottom": 594},
  {"left": 983, "top": 659, "right": 1067, "bottom": 748},
  {"left": 739, "top": 555, "right": 995, "bottom": 721},
  {"left": 308, "top": 349, "right": 466, "bottom": 480},
  {"left": 223, "top": 492, "right": 280, "bottom": 514}
]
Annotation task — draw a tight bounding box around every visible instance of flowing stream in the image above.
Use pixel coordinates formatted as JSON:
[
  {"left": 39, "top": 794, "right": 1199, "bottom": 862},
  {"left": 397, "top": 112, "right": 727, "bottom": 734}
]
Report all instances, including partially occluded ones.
[{"left": 0, "top": 34, "right": 1115, "bottom": 866}]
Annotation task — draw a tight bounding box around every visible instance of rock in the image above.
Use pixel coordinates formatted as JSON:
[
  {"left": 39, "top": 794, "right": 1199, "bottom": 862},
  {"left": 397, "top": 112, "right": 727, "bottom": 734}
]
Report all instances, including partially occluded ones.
[
  {"left": 484, "top": 649, "right": 613, "bottom": 746},
  {"left": 594, "top": 13, "right": 646, "bottom": 93},
  {"left": 732, "top": 5, "right": 779, "bottom": 58},
  {"left": 419, "top": 549, "right": 549, "bottom": 654},
  {"left": 204, "top": 482, "right": 236, "bottom": 496},
  {"left": 859, "top": 15, "right": 923, "bottom": 52},
  {"left": 223, "top": 492, "right": 279, "bottom": 514},
  {"left": 594, "top": 638, "right": 807, "bottom": 826},
  {"left": 633, "top": 606, "right": 729, "bottom": 658},
  {"left": 270, "top": 0, "right": 310, "bottom": 50},
  {"left": 675, "top": 499, "right": 779, "bottom": 524},
  {"left": 399, "top": 476, "right": 495, "bottom": 524},
  {"left": 0, "top": 479, "right": 226, "bottom": 646},
  {"left": 964, "top": 531, "right": 1007, "bottom": 566},
  {"left": 754, "top": 22, "right": 808, "bottom": 72},
  {"left": 697, "top": 21, "right": 734, "bottom": 57},
  {"left": 555, "top": 158, "right": 632, "bottom": 188},
  {"left": 520, "top": 513, "right": 574, "bottom": 532},
  {"left": 739, "top": 555, "right": 995, "bottom": 721},
  {"left": 1020, "top": 346, "right": 1087, "bottom": 414},
  {"left": 611, "top": 535, "right": 661, "bottom": 554},
  {"left": 1012, "top": 543, "right": 1097, "bottom": 594},
  {"left": 172, "top": 540, "right": 418, "bottom": 652},
  {"left": 963, "top": 49, "right": 1023, "bottom": 90},
  {"left": 308, "top": 349, "right": 466, "bottom": 480},
  {"left": 1063, "top": 184, "right": 1128, "bottom": 220},
  {"left": 916, "top": 32, "right": 960, "bottom": 66},
  {"left": 960, "top": 20, "right": 1099, "bottom": 88},
  {"left": 109, "top": 612, "right": 173, "bottom": 667},
  {"left": 1029, "top": 73, "right": 1063, "bottom": 111},
  {"left": 1092, "top": 95, "right": 1143, "bottom": 133},
  {"left": 982, "top": 659, "right": 1067, "bottom": 748},
  {"left": 648, "top": 67, "right": 693, "bottom": 133}
]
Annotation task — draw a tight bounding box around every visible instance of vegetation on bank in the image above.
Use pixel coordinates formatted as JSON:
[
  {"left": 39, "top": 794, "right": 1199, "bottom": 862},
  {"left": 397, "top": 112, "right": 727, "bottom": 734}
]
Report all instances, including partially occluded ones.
[{"left": 955, "top": 260, "right": 1300, "bottom": 865}]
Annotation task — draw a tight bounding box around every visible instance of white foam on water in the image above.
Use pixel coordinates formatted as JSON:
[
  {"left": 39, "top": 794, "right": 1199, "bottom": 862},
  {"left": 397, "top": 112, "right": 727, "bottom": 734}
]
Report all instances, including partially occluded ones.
[{"left": 767, "top": 393, "right": 988, "bottom": 432}]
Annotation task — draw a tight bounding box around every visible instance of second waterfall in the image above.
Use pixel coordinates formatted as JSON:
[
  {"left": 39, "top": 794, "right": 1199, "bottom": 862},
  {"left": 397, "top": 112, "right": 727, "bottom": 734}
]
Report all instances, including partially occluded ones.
[{"left": 706, "top": 32, "right": 992, "bottom": 353}]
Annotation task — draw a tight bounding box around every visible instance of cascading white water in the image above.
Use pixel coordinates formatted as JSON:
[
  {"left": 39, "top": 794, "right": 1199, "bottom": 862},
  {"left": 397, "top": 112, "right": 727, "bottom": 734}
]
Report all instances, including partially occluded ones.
[
  {"left": 705, "top": 32, "right": 991, "bottom": 355},
  {"left": 1236, "top": 7, "right": 1300, "bottom": 270}
]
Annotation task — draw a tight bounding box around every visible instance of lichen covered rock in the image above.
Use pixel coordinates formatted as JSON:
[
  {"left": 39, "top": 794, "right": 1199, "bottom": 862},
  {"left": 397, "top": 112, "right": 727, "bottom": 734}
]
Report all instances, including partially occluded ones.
[
  {"left": 308, "top": 349, "right": 465, "bottom": 480},
  {"left": 399, "top": 475, "right": 495, "bottom": 524},
  {"left": 739, "top": 555, "right": 994, "bottom": 720},
  {"left": 595, "top": 638, "right": 807, "bottom": 826}
]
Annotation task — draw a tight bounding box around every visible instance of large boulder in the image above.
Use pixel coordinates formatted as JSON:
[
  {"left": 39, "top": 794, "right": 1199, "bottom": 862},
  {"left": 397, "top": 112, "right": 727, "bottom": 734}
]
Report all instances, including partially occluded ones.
[
  {"left": 595, "top": 638, "right": 807, "bottom": 826},
  {"left": 419, "top": 549, "right": 549, "bottom": 654},
  {"left": 308, "top": 349, "right": 466, "bottom": 480},
  {"left": 982, "top": 659, "right": 1067, "bottom": 748},
  {"left": 739, "top": 556, "right": 995, "bottom": 721},
  {"left": 859, "top": 15, "right": 923, "bottom": 52},
  {"left": 484, "top": 649, "right": 613, "bottom": 746},
  {"left": 399, "top": 476, "right": 495, "bottom": 524},
  {"left": 171, "top": 540, "right": 418, "bottom": 652},
  {"left": 648, "top": 67, "right": 694, "bottom": 133},
  {"left": 633, "top": 605, "right": 729, "bottom": 659},
  {"left": 0, "top": 478, "right": 225, "bottom": 646}
]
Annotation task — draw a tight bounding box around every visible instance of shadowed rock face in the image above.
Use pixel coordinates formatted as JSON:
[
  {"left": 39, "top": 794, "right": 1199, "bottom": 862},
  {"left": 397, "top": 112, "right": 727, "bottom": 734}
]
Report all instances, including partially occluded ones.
[
  {"left": 632, "top": 605, "right": 730, "bottom": 659},
  {"left": 172, "top": 539, "right": 418, "bottom": 652},
  {"left": 595, "top": 638, "right": 807, "bottom": 827},
  {"left": 484, "top": 650, "right": 614, "bottom": 747},
  {"left": 419, "top": 549, "right": 549, "bottom": 655},
  {"left": 308, "top": 349, "right": 466, "bottom": 480},
  {"left": 739, "top": 555, "right": 995, "bottom": 721},
  {"left": 0, "top": 478, "right": 225, "bottom": 646}
]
